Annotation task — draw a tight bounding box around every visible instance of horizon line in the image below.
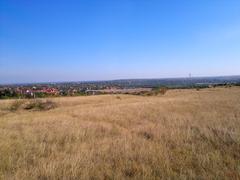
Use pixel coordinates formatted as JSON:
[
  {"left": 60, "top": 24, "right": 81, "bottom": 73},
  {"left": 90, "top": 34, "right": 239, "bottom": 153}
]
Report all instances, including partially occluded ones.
[{"left": 1, "top": 74, "right": 240, "bottom": 86}]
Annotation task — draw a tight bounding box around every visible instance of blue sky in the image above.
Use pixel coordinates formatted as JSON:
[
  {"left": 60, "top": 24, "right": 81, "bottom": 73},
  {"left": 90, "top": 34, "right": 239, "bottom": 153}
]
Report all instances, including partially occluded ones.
[{"left": 0, "top": 0, "right": 240, "bottom": 84}]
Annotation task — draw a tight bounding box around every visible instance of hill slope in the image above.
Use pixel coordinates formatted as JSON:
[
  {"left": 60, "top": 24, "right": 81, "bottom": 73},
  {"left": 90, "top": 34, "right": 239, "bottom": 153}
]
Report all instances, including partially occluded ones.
[{"left": 0, "top": 87, "right": 240, "bottom": 179}]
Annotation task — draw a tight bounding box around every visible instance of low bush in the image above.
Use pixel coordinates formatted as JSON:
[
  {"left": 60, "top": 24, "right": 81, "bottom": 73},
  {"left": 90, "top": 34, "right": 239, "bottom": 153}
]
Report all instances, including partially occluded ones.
[
  {"left": 158, "top": 87, "right": 168, "bottom": 95},
  {"left": 116, "top": 96, "right": 121, "bottom": 100},
  {"left": 23, "top": 100, "right": 56, "bottom": 111},
  {"left": 9, "top": 100, "right": 24, "bottom": 111},
  {"left": 8, "top": 99, "right": 56, "bottom": 112},
  {"left": 143, "top": 87, "right": 168, "bottom": 96}
]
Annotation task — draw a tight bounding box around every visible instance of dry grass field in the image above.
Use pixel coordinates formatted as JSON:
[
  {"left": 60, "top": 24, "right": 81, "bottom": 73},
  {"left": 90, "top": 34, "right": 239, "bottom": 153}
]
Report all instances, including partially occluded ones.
[{"left": 0, "top": 87, "right": 240, "bottom": 179}]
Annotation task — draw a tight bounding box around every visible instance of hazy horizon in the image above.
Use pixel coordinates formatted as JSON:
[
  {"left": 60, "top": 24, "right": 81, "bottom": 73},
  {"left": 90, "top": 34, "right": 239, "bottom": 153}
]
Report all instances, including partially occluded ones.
[
  {"left": 1, "top": 0, "right": 240, "bottom": 84},
  {"left": 0, "top": 74, "right": 240, "bottom": 86}
]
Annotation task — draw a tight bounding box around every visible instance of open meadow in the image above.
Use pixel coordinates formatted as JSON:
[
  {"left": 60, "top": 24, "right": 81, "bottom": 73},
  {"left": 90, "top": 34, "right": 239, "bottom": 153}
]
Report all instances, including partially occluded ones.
[{"left": 0, "top": 87, "right": 240, "bottom": 179}]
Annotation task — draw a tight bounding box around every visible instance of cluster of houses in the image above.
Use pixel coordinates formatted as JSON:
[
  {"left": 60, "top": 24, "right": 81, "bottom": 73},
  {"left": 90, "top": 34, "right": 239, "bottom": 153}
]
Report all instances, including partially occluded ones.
[
  {"left": 0, "top": 84, "right": 104, "bottom": 99},
  {"left": 1, "top": 82, "right": 158, "bottom": 99},
  {"left": 14, "top": 87, "right": 59, "bottom": 98}
]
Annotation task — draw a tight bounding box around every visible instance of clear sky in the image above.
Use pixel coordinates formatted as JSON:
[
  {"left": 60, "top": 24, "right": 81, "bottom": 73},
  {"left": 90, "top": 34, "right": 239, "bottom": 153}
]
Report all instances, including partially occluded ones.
[{"left": 0, "top": 0, "right": 240, "bottom": 84}]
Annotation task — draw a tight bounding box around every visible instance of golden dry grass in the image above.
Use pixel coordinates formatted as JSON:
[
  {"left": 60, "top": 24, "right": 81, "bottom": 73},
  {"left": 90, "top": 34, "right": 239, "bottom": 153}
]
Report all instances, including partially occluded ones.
[{"left": 0, "top": 87, "right": 240, "bottom": 179}]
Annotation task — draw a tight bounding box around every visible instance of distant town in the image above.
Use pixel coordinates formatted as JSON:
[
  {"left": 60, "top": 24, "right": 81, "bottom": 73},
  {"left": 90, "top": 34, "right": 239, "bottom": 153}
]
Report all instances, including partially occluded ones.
[{"left": 1, "top": 76, "right": 240, "bottom": 99}]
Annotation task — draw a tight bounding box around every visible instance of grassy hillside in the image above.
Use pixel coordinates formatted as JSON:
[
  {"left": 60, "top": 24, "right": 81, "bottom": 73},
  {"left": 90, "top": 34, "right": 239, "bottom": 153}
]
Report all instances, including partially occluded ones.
[{"left": 0, "top": 87, "right": 240, "bottom": 179}]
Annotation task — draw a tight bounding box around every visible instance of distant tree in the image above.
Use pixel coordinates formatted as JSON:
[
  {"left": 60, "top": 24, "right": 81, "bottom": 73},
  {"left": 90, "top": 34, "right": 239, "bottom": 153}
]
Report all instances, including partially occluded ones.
[
  {"left": 35, "top": 92, "right": 46, "bottom": 98},
  {"left": 0, "top": 89, "right": 19, "bottom": 99}
]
